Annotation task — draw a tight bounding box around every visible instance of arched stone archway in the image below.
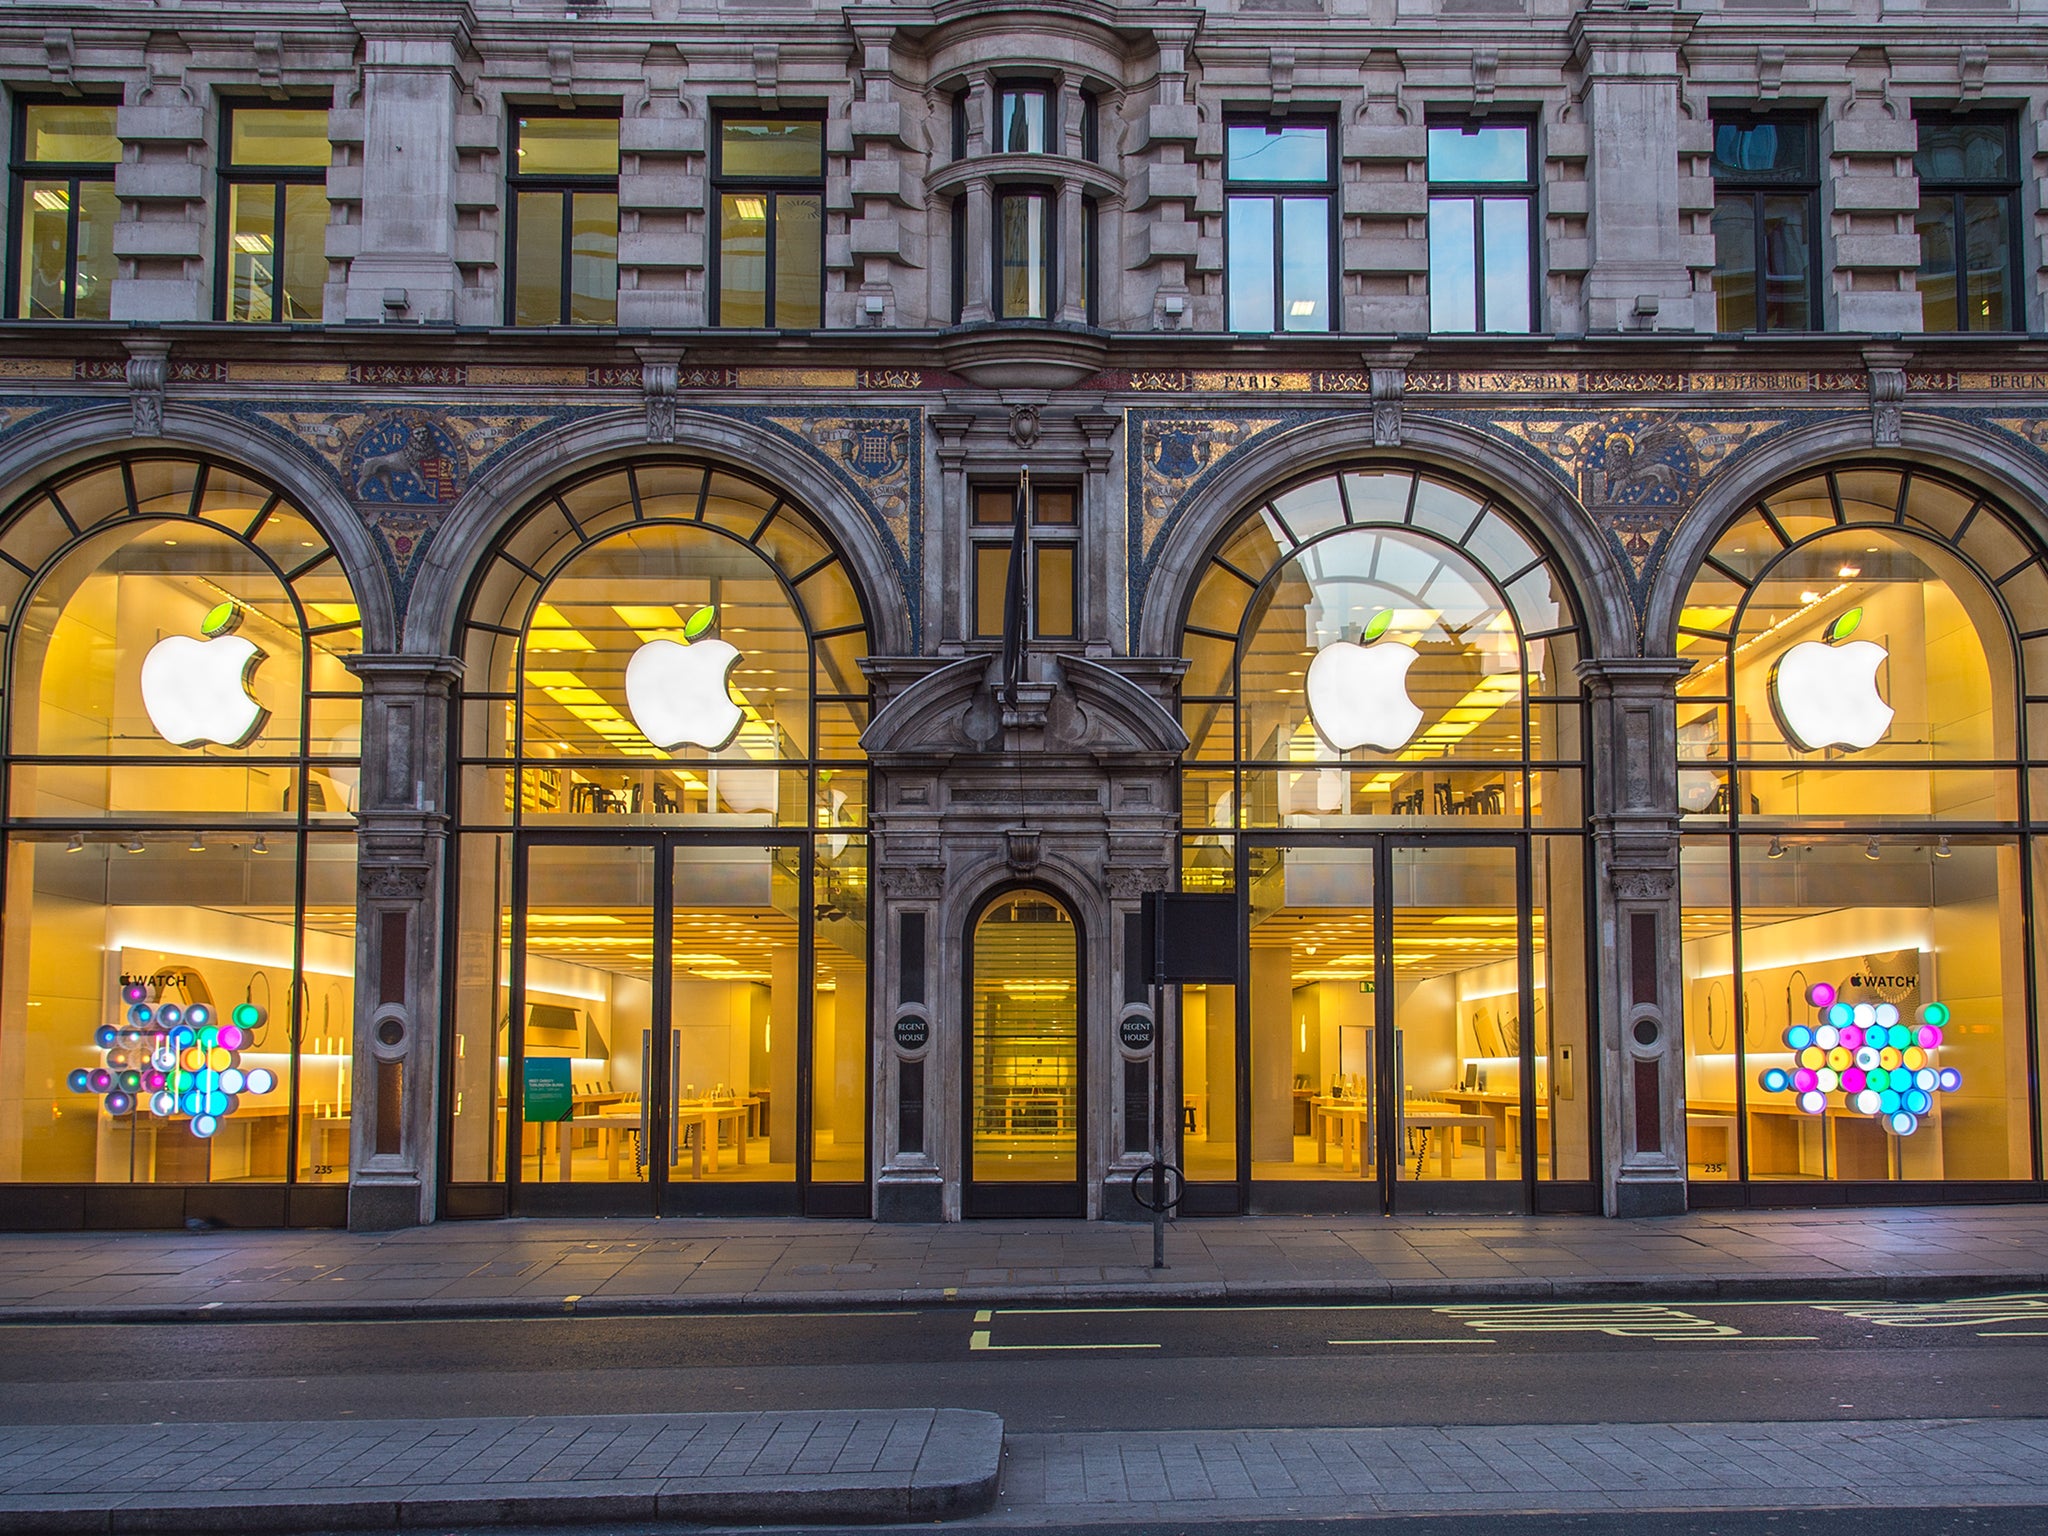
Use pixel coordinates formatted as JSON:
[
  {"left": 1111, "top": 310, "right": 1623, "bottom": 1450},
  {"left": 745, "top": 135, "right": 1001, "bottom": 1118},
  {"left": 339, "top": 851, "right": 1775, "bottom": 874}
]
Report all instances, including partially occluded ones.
[
  {"left": 401, "top": 408, "right": 916, "bottom": 661},
  {"left": 862, "top": 652, "right": 1184, "bottom": 1221}
]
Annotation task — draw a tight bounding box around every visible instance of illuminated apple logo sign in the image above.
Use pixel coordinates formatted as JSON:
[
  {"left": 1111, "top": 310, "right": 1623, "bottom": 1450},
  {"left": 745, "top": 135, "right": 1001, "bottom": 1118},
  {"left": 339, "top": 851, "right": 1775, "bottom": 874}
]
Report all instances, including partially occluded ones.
[
  {"left": 1305, "top": 608, "right": 1424, "bottom": 752},
  {"left": 140, "top": 601, "right": 269, "bottom": 749},
  {"left": 1771, "top": 606, "right": 1893, "bottom": 752},
  {"left": 624, "top": 604, "right": 744, "bottom": 751}
]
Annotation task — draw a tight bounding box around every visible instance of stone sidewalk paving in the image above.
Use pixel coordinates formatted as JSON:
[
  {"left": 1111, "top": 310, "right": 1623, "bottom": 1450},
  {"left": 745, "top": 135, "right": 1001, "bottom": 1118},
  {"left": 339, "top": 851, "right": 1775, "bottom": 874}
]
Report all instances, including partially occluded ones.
[
  {"left": 993, "top": 1418, "right": 2048, "bottom": 1523},
  {"left": 0, "top": 1409, "right": 1002, "bottom": 1531},
  {"left": 1, "top": 1205, "right": 2046, "bottom": 1320}
]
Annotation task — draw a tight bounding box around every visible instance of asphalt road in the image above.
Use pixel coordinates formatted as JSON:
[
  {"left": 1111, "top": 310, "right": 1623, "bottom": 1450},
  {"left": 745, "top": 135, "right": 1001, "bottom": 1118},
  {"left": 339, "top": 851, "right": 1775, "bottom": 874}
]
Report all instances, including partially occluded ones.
[{"left": 4, "top": 1295, "right": 2046, "bottom": 1431}]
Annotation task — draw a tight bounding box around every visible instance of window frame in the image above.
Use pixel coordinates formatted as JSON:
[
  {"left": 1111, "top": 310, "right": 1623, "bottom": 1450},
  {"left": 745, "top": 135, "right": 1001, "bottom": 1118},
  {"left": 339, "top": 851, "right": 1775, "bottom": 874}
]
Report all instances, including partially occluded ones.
[
  {"left": 1223, "top": 116, "right": 1338, "bottom": 336},
  {"left": 215, "top": 100, "right": 332, "bottom": 325},
  {"left": 969, "top": 480, "right": 1082, "bottom": 643},
  {"left": 993, "top": 184, "right": 1056, "bottom": 321},
  {"left": 710, "top": 109, "right": 826, "bottom": 331},
  {"left": 505, "top": 107, "right": 622, "bottom": 329},
  {"left": 993, "top": 80, "right": 1055, "bottom": 156},
  {"left": 1708, "top": 110, "right": 1823, "bottom": 336},
  {"left": 1425, "top": 117, "right": 1539, "bottom": 337},
  {"left": 1912, "top": 110, "right": 2022, "bottom": 335},
  {"left": 5, "top": 94, "right": 120, "bottom": 322}
]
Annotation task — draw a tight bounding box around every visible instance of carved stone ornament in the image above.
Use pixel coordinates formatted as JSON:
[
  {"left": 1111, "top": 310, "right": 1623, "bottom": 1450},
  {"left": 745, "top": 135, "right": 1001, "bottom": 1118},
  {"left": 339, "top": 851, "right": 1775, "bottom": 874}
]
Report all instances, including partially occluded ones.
[
  {"left": 878, "top": 864, "right": 947, "bottom": 900},
  {"left": 1610, "top": 867, "right": 1675, "bottom": 901},
  {"left": 362, "top": 863, "right": 432, "bottom": 902},
  {"left": 1105, "top": 865, "right": 1170, "bottom": 900},
  {"left": 1008, "top": 403, "right": 1042, "bottom": 449},
  {"left": 1867, "top": 357, "right": 1907, "bottom": 449},
  {"left": 1005, "top": 827, "right": 1042, "bottom": 874},
  {"left": 125, "top": 338, "right": 170, "bottom": 439},
  {"left": 639, "top": 348, "right": 681, "bottom": 444}
]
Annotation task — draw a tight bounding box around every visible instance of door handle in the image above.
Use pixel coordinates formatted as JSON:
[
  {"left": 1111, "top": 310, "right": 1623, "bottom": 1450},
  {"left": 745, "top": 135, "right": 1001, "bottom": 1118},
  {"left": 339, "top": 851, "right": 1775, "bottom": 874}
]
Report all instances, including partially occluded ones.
[
  {"left": 668, "top": 1033, "right": 681, "bottom": 1169},
  {"left": 638, "top": 1030, "right": 651, "bottom": 1173}
]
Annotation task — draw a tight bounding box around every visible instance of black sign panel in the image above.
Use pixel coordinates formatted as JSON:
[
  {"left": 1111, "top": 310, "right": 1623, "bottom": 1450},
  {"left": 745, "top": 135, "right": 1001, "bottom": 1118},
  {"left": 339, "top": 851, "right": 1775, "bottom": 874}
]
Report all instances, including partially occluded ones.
[
  {"left": 1118, "top": 1013, "right": 1155, "bottom": 1051},
  {"left": 1141, "top": 891, "right": 1239, "bottom": 985},
  {"left": 892, "top": 1014, "right": 930, "bottom": 1051}
]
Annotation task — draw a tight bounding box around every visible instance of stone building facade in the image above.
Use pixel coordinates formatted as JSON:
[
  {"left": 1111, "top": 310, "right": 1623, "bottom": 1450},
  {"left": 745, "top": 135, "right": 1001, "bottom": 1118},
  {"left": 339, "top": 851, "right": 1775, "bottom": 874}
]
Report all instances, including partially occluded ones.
[{"left": 2, "top": 0, "right": 2047, "bottom": 1231}]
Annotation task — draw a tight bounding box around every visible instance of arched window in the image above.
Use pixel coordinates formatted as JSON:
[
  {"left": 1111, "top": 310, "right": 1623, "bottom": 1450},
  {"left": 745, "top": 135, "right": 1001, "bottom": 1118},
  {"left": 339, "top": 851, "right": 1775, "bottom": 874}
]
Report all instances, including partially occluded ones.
[
  {"left": 1174, "top": 467, "right": 1591, "bottom": 1210},
  {"left": 447, "top": 460, "right": 873, "bottom": 1209},
  {"left": 457, "top": 458, "right": 871, "bottom": 820},
  {"left": 1674, "top": 464, "right": 2045, "bottom": 1191},
  {"left": 0, "top": 452, "right": 362, "bottom": 1203}
]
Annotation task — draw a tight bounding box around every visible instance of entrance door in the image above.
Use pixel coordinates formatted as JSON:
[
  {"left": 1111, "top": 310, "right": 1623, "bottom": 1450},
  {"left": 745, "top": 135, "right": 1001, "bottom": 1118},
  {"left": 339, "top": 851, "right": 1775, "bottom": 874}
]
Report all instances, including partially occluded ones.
[
  {"left": 508, "top": 834, "right": 805, "bottom": 1215},
  {"left": 1242, "top": 837, "right": 1533, "bottom": 1213},
  {"left": 963, "top": 889, "right": 1084, "bottom": 1217}
]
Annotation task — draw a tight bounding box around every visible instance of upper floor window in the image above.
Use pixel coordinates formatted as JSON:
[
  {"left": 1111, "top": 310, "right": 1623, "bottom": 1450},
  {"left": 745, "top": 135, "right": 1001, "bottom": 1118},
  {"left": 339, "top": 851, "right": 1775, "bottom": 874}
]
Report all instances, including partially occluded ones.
[
  {"left": 221, "top": 105, "right": 331, "bottom": 323},
  {"left": 8, "top": 100, "right": 118, "bottom": 320},
  {"left": 1226, "top": 122, "right": 1333, "bottom": 334},
  {"left": 714, "top": 116, "right": 823, "bottom": 329},
  {"left": 997, "top": 84, "right": 1051, "bottom": 154},
  {"left": 1710, "top": 114, "right": 1818, "bottom": 334},
  {"left": 1427, "top": 122, "right": 1534, "bottom": 334},
  {"left": 1914, "top": 113, "right": 2018, "bottom": 333},
  {"left": 509, "top": 113, "right": 618, "bottom": 327},
  {"left": 972, "top": 481, "right": 1078, "bottom": 641},
  {"left": 997, "top": 188, "right": 1053, "bottom": 319}
]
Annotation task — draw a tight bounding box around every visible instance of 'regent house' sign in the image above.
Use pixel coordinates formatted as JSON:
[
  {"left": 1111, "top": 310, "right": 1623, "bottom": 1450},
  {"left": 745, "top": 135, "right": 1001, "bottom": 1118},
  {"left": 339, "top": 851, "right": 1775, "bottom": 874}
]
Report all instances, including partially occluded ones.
[
  {"left": 892, "top": 1014, "right": 930, "bottom": 1051},
  {"left": 1118, "top": 1013, "right": 1156, "bottom": 1052}
]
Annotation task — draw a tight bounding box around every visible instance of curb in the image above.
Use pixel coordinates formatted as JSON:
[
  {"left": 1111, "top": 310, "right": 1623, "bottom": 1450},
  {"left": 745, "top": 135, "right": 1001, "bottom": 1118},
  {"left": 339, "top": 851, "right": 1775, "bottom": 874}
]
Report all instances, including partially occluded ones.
[
  {"left": 2, "top": 1270, "right": 2043, "bottom": 1325},
  {"left": 0, "top": 1411, "right": 1003, "bottom": 1534}
]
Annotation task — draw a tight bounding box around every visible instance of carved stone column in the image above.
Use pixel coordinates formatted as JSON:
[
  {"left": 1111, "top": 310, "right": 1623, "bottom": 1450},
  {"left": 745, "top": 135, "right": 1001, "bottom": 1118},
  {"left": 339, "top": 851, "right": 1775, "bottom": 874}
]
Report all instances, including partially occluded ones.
[
  {"left": 344, "top": 654, "right": 462, "bottom": 1231},
  {"left": 1578, "top": 657, "right": 1693, "bottom": 1217}
]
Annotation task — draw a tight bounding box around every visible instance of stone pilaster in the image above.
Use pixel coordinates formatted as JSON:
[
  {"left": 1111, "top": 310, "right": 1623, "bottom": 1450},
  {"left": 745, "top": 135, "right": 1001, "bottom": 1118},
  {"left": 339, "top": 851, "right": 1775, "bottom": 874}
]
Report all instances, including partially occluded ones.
[
  {"left": 1569, "top": 5, "right": 1703, "bottom": 334},
  {"left": 1578, "top": 657, "right": 1693, "bottom": 1218},
  {"left": 341, "top": 1, "right": 474, "bottom": 324},
  {"left": 343, "top": 654, "right": 462, "bottom": 1231}
]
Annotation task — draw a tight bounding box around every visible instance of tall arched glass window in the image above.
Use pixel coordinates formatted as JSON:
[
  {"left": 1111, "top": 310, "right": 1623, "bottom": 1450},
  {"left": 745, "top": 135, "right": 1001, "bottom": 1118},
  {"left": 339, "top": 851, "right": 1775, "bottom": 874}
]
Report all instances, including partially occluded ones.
[
  {"left": 0, "top": 453, "right": 362, "bottom": 1204},
  {"left": 448, "top": 459, "right": 873, "bottom": 1213},
  {"left": 1675, "top": 465, "right": 2045, "bottom": 1192},
  {"left": 1175, "top": 467, "right": 1591, "bottom": 1212}
]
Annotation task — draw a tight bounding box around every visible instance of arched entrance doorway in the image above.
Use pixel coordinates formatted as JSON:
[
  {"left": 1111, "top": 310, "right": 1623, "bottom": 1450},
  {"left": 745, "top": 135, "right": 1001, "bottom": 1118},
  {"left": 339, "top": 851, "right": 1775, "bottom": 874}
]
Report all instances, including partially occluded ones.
[
  {"left": 1175, "top": 464, "right": 1595, "bottom": 1214},
  {"left": 963, "top": 888, "right": 1083, "bottom": 1216},
  {"left": 445, "top": 458, "right": 873, "bottom": 1217}
]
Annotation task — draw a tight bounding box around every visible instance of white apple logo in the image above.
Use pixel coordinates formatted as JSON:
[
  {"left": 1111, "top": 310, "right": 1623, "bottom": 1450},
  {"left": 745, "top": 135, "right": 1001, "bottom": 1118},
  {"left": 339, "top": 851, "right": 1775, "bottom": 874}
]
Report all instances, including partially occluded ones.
[
  {"left": 623, "top": 604, "right": 744, "bottom": 751},
  {"left": 1305, "top": 609, "right": 1424, "bottom": 752},
  {"left": 140, "top": 601, "right": 269, "bottom": 749},
  {"left": 1771, "top": 606, "right": 1893, "bottom": 752}
]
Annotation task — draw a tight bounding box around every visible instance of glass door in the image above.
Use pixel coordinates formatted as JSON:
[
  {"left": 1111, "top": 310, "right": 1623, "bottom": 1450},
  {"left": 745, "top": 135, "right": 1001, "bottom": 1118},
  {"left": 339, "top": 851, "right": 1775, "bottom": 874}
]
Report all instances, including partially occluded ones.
[
  {"left": 1243, "top": 837, "right": 1532, "bottom": 1213},
  {"left": 512, "top": 840, "right": 659, "bottom": 1210},
  {"left": 509, "top": 835, "right": 805, "bottom": 1214},
  {"left": 964, "top": 890, "right": 1084, "bottom": 1216},
  {"left": 659, "top": 840, "right": 803, "bottom": 1209},
  {"left": 1387, "top": 841, "right": 1529, "bottom": 1211}
]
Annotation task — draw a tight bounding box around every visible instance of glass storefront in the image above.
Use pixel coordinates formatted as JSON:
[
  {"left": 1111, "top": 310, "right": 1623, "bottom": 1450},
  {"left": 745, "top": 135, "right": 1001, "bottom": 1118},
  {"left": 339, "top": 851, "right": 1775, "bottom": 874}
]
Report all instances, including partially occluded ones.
[
  {"left": 1676, "top": 466, "right": 2045, "bottom": 1192},
  {"left": 1177, "top": 465, "right": 1591, "bottom": 1212},
  {"left": 0, "top": 454, "right": 362, "bottom": 1208},
  {"left": 448, "top": 458, "right": 871, "bottom": 1215}
]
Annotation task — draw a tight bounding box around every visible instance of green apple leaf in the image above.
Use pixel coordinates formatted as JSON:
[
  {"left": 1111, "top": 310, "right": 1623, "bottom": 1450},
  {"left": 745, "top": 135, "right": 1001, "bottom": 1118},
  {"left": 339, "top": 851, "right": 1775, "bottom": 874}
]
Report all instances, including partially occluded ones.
[
  {"left": 683, "top": 604, "right": 716, "bottom": 640},
  {"left": 1362, "top": 608, "right": 1393, "bottom": 644},
  {"left": 1828, "top": 607, "right": 1862, "bottom": 643},
  {"left": 200, "top": 601, "right": 240, "bottom": 637}
]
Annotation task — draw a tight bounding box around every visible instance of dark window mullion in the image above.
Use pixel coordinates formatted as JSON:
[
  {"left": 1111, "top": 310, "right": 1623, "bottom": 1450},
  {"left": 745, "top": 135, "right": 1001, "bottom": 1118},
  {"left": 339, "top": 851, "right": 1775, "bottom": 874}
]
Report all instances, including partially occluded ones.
[
  {"left": 1271, "top": 194, "right": 1285, "bottom": 331},
  {"left": 63, "top": 175, "right": 82, "bottom": 319},
  {"left": 1472, "top": 197, "right": 1488, "bottom": 331},
  {"left": 271, "top": 178, "right": 289, "bottom": 320},
  {"left": 558, "top": 188, "right": 574, "bottom": 324},
  {"left": 764, "top": 189, "right": 779, "bottom": 328}
]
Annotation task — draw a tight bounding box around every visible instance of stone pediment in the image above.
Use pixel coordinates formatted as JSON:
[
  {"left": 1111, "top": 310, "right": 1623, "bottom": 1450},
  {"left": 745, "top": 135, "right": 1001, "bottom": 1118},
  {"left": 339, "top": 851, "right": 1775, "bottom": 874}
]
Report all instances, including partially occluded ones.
[{"left": 861, "top": 654, "right": 1187, "bottom": 763}]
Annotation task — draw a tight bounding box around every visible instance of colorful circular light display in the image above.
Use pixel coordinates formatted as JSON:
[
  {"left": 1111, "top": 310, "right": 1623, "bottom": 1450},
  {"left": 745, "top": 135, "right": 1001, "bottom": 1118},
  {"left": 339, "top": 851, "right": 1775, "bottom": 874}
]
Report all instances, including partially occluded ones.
[
  {"left": 68, "top": 987, "right": 274, "bottom": 1136},
  {"left": 1760, "top": 980, "right": 1956, "bottom": 1138}
]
